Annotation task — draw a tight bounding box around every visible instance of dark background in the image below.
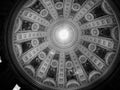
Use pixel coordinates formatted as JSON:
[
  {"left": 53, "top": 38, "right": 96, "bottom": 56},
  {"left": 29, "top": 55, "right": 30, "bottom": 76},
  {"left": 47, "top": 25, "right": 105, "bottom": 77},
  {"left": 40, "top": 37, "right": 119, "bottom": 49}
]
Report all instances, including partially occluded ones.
[{"left": 0, "top": 0, "right": 120, "bottom": 90}]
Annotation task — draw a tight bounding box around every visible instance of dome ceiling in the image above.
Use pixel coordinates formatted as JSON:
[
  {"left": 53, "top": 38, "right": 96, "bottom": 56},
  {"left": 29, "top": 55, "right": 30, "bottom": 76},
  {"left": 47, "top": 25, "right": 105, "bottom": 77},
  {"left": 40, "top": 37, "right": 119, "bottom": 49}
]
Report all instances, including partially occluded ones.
[{"left": 11, "top": 0, "right": 119, "bottom": 90}]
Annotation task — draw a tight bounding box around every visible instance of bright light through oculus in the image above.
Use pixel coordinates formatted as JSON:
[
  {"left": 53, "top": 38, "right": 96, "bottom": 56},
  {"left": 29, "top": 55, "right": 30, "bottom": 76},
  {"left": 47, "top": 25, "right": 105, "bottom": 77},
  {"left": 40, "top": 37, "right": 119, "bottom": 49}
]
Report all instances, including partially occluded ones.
[
  {"left": 54, "top": 24, "right": 74, "bottom": 45},
  {"left": 51, "top": 21, "right": 78, "bottom": 50},
  {"left": 57, "top": 27, "right": 70, "bottom": 42}
]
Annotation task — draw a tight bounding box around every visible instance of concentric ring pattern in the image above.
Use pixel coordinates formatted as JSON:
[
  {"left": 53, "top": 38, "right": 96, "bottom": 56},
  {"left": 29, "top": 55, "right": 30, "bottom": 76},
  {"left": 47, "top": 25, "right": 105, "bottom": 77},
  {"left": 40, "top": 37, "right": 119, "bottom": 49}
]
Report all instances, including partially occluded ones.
[{"left": 12, "top": 0, "right": 119, "bottom": 90}]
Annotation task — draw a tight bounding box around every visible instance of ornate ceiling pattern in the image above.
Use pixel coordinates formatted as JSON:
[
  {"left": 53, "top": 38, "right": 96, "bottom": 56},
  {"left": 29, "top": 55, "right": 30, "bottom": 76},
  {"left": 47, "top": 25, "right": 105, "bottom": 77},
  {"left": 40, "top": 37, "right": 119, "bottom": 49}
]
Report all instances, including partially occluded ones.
[{"left": 12, "top": 0, "right": 119, "bottom": 90}]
